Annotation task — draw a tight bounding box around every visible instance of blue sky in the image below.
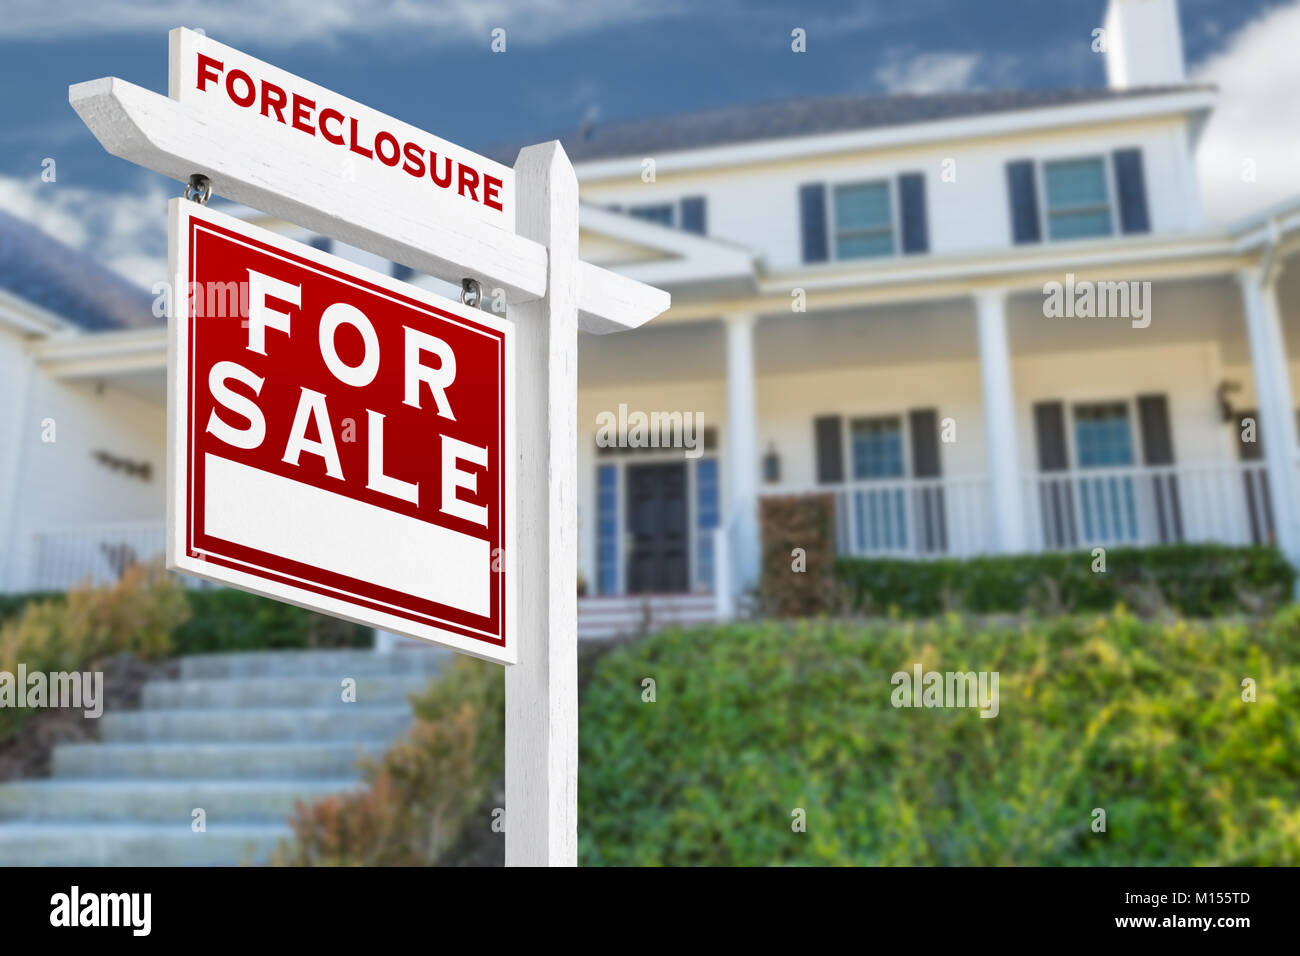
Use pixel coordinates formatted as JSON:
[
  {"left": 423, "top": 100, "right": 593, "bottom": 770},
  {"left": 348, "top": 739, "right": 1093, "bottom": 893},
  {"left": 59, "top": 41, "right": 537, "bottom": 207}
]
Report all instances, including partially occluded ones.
[{"left": 0, "top": 0, "right": 1293, "bottom": 283}]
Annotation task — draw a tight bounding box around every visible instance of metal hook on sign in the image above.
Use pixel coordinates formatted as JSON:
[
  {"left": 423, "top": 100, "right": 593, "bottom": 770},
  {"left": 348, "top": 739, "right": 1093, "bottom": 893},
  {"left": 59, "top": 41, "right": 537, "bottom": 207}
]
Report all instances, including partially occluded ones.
[
  {"left": 184, "top": 174, "right": 212, "bottom": 205},
  {"left": 461, "top": 278, "right": 483, "bottom": 309}
]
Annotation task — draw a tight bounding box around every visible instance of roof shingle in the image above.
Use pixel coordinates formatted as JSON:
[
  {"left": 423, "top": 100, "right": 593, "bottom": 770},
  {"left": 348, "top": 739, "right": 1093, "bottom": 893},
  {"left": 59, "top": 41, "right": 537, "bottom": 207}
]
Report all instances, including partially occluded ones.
[
  {"left": 0, "top": 208, "right": 155, "bottom": 332},
  {"left": 485, "top": 85, "right": 1213, "bottom": 164}
]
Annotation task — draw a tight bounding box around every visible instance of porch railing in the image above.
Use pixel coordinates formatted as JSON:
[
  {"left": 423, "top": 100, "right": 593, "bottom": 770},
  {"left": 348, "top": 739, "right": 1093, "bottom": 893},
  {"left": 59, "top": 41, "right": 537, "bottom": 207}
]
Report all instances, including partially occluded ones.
[
  {"left": 1024, "top": 461, "right": 1275, "bottom": 551},
  {"left": 761, "top": 475, "right": 993, "bottom": 559},
  {"left": 28, "top": 520, "right": 168, "bottom": 591}
]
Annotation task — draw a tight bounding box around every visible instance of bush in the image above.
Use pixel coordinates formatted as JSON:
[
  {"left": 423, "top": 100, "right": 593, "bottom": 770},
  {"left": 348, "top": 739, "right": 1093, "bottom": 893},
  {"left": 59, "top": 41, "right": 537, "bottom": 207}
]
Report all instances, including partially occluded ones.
[
  {"left": 759, "top": 494, "right": 837, "bottom": 616},
  {"left": 0, "top": 593, "right": 60, "bottom": 625},
  {"left": 0, "top": 564, "right": 189, "bottom": 741},
  {"left": 0, "top": 585, "right": 372, "bottom": 656},
  {"left": 172, "top": 589, "right": 372, "bottom": 654},
  {"left": 578, "top": 612, "right": 1300, "bottom": 865},
  {"left": 831, "top": 543, "right": 1294, "bottom": 619},
  {"left": 273, "top": 655, "right": 504, "bottom": 866}
]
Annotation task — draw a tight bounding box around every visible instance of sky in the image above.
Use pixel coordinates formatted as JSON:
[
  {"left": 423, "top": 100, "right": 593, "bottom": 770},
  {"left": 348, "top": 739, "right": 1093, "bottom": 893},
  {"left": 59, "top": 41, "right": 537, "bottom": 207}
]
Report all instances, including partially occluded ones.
[{"left": 0, "top": 0, "right": 1296, "bottom": 286}]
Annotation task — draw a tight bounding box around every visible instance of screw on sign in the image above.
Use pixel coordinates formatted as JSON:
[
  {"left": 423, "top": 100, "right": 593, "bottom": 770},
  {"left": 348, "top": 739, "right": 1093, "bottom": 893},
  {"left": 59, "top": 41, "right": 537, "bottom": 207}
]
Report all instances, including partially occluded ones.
[{"left": 169, "top": 201, "right": 514, "bottom": 662}]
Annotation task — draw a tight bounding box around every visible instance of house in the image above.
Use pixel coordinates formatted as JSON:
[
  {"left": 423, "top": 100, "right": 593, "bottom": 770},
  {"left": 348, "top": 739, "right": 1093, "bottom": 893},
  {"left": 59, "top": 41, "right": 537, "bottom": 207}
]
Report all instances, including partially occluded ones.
[{"left": 3, "top": 0, "right": 1300, "bottom": 639}]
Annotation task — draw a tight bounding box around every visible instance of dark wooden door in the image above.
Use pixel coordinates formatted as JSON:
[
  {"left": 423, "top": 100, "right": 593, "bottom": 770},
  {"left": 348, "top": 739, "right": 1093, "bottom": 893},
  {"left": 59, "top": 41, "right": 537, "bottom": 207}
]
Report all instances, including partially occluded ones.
[{"left": 625, "top": 462, "right": 689, "bottom": 594}]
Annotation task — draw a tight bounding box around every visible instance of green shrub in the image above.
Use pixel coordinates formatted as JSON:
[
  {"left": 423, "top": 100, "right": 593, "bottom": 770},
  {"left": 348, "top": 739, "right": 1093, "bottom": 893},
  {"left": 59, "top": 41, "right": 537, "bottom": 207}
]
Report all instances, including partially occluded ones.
[
  {"left": 273, "top": 655, "right": 504, "bottom": 866},
  {"left": 0, "top": 592, "right": 60, "bottom": 625},
  {"left": 170, "top": 589, "right": 372, "bottom": 654},
  {"left": 760, "top": 494, "right": 837, "bottom": 616},
  {"left": 0, "top": 586, "right": 372, "bottom": 656},
  {"left": 831, "top": 543, "right": 1294, "bottom": 619},
  {"left": 0, "top": 564, "right": 189, "bottom": 741},
  {"left": 578, "top": 612, "right": 1300, "bottom": 865}
]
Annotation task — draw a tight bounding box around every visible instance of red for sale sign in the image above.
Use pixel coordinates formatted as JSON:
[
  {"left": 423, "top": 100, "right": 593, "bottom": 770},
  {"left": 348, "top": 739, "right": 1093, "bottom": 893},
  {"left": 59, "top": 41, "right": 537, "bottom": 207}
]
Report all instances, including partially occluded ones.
[{"left": 166, "top": 199, "right": 514, "bottom": 662}]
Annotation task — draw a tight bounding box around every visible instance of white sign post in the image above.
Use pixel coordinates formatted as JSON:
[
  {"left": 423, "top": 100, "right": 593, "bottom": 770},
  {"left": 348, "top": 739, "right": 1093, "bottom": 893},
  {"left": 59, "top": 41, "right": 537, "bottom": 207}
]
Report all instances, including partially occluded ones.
[{"left": 70, "top": 27, "right": 669, "bottom": 867}]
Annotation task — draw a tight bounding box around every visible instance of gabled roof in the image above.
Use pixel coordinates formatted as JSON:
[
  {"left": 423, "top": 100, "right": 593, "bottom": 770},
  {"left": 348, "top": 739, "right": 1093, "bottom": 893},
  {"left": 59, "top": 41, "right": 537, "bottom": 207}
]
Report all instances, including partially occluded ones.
[
  {"left": 0, "top": 208, "right": 155, "bottom": 333},
  {"left": 485, "top": 85, "right": 1215, "bottom": 165}
]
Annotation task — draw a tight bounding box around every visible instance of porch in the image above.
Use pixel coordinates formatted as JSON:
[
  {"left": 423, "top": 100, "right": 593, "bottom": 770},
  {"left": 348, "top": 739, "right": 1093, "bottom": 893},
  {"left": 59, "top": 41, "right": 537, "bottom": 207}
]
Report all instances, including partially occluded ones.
[
  {"left": 12, "top": 251, "right": 1300, "bottom": 636},
  {"left": 575, "top": 260, "right": 1300, "bottom": 603}
]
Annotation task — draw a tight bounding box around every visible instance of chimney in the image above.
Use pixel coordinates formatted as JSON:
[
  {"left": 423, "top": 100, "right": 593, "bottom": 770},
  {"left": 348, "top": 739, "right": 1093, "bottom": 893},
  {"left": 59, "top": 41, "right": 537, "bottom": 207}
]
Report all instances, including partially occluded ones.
[{"left": 1103, "top": 0, "right": 1186, "bottom": 89}]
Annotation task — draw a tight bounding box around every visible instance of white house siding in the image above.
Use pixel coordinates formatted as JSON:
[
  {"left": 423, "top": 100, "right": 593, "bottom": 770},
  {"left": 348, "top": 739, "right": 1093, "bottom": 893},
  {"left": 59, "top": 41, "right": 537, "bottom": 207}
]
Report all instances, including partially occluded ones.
[
  {"left": 5, "top": 370, "right": 165, "bottom": 590},
  {"left": 0, "top": 329, "right": 34, "bottom": 585},
  {"left": 578, "top": 115, "right": 1201, "bottom": 269}
]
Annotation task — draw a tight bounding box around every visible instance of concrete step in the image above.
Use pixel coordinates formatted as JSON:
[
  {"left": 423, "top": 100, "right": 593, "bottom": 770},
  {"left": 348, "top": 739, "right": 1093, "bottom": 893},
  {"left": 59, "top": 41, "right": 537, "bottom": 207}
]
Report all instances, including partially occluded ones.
[
  {"left": 0, "top": 779, "right": 358, "bottom": 823},
  {"left": 180, "top": 648, "right": 451, "bottom": 680},
  {"left": 100, "top": 707, "right": 412, "bottom": 743},
  {"left": 52, "top": 741, "right": 385, "bottom": 779},
  {"left": 142, "top": 674, "right": 433, "bottom": 710},
  {"left": 0, "top": 821, "right": 291, "bottom": 866}
]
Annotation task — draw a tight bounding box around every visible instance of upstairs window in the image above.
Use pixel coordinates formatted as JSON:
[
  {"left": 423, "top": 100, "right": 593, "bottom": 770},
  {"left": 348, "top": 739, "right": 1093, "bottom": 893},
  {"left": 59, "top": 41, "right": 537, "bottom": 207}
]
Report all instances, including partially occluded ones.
[
  {"left": 833, "top": 181, "right": 895, "bottom": 260},
  {"left": 1043, "top": 158, "right": 1112, "bottom": 240},
  {"left": 624, "top": 196, "right": 707, "bottom": 234},
  {"left": 628, "top": 204, "right": 675, "bottom": 226}
]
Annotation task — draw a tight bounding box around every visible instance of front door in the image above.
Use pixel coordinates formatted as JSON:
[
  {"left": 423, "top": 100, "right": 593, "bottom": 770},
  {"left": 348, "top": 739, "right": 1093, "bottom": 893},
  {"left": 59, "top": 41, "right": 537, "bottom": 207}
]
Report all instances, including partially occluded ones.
[{"left": 626, "top": 462, "right": 689, "bottom": 594}]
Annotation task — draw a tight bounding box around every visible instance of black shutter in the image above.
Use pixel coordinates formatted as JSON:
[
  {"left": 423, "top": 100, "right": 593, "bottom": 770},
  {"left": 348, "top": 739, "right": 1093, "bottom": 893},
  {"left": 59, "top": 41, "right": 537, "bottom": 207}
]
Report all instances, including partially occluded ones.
[
  {"left": 1033, "top": 401, "right": 1076, "bottom": 548},
  {"left": 1113, "top": 148, "right": 1150, "bottom": 235},
  {"left": 1136, "top": 394, "right": 1183, "bottom": 542},
  {"left": 1033, "top": 402, "right": 1069, "bottom": 472},
  {"left": 909, "top": 409, "right": 942, "bottom": 477},
  {"left": 1137, "top": 394, "right": 1175, "bottom": 465},
  {"left": 680, "top": 196, "right": 707, "bottom": 235},
  {"left": 908, "top": 409, "right": 946, "bottom": 553},
  {"left": 1006, "top": 160, "right": 1041, "bottom": 244},
  {"left": 814, "top": 415, "right": 844, "bottom": 484},
  {"left": 897, "top": 172, "right": 929, "bottom": 254},
  {"left": 799, "top": 183, "right": 829, "bottom": 263}
]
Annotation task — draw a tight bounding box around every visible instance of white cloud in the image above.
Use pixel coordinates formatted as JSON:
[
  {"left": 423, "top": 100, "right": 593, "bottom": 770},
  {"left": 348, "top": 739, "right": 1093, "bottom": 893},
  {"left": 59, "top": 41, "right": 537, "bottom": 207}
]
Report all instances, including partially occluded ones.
[
  {"left": 1194, "top": 1, "right": 1300, "bottom": 226},
  {"left": 0, "top": 0, "right": 687, "bottom": 47},
  {"left": 0, "top": 175, "right": 167, "bottom": 289},
  {"left": 874, "top": 51, "right": 981, "bottom": 94}
]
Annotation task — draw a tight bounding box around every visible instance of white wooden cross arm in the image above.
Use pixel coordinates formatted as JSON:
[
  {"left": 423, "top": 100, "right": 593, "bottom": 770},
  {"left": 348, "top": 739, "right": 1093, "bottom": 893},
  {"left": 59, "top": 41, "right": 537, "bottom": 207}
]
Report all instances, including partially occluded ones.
[{"left": 68, "top": 76, "right": 669, "bottom": 334}]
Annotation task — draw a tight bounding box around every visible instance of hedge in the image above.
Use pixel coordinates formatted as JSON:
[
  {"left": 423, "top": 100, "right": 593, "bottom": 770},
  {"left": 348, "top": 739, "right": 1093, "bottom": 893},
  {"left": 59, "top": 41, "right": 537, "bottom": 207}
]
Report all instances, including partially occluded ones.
[
  {"left": 273, "top": 655, "right": 503, "bottom": 866},
  {"left": 578, "top": 611, "right": 1300, "bottom": 865},
  {"left": 0, "top": 566, "right": 187, "bottom": 742},
  {"left": 831, "top": 543, "right": 1295, "bottom": 619},
  {"left": 0, "top": 593, "right": 60, "bottom": 625},
  {"left": 0, "top": 585, "right": 371, "bottom": 655},
  {"left": 173, "top": 589, "right": 372, "bottom": 654}
]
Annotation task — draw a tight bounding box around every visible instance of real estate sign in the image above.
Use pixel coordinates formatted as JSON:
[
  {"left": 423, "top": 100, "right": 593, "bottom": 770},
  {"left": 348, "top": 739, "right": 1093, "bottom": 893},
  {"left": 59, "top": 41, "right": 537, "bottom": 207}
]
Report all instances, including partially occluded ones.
[
  {"left": 74, "top": 25, "right": 668, "bottom": 863},
  {"left": 166, "top": 200, "right": 515, "bottom": 663}
]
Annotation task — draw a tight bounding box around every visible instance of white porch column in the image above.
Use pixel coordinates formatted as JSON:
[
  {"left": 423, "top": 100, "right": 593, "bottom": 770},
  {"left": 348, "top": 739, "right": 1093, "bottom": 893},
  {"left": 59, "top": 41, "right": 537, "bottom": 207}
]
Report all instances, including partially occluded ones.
[
  {"left": 975, "top": 288, "right": 1027, "bottom": 553},
  {"left": 724, "top": 313, "right": 760, "bottom": 597},
  {"left": 1238, "top": 268, "right": 1300, "bottom": 566}
]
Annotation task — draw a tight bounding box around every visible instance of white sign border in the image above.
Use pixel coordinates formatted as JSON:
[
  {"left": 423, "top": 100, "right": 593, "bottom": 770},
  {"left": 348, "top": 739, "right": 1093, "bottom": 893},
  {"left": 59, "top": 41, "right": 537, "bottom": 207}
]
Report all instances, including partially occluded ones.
[{"left": 166, "top": 197, "right": 517, "bottom": 665}]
